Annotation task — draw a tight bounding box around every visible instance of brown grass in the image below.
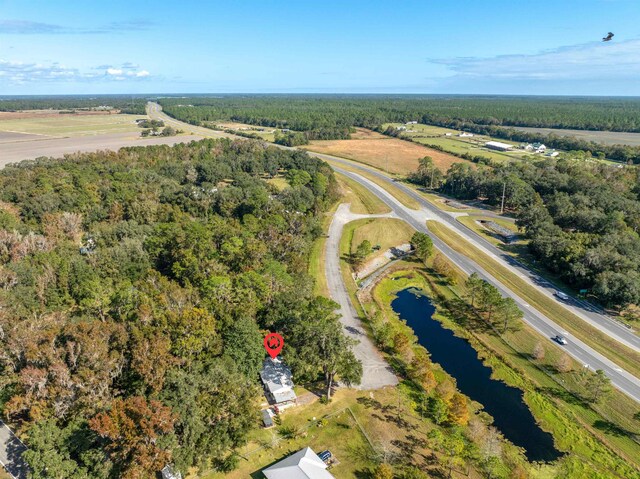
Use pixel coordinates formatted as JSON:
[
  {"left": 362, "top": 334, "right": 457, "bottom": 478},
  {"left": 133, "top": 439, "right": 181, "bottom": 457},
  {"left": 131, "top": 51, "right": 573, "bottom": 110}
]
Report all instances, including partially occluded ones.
[
  {"left": 303, "top": 134, "right": 468, "bottom": 175},
  {"left": 0, "top": 110, "right": 120, "bottom": 120}
]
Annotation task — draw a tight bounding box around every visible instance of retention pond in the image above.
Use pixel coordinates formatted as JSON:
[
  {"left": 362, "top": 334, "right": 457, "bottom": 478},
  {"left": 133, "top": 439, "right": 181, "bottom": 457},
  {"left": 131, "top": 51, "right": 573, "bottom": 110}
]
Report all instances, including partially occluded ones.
[{"left": 391, "top": 287, "right": 561, "bottom": 462}]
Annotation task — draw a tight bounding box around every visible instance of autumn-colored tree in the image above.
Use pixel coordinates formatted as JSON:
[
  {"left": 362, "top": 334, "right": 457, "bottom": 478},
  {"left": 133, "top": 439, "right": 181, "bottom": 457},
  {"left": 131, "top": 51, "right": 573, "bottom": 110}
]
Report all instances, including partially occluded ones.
[
  {"left": 372, "top": 462, "right": 394, "bottom": 479},
  {"left": 409, "top": 348, "right": 436, "bottom": 392},
  {"left": 556, "top": 354, "right": 573, "bottom": 373},
  {"left": 89, "top": 396, "right": 176, "bottom": 479},
  {"left": 448, "top": 393, "right": 469, "bottom": 426},
  {"left": 532, "top": 342, "right": 545, "bottom": 360}
]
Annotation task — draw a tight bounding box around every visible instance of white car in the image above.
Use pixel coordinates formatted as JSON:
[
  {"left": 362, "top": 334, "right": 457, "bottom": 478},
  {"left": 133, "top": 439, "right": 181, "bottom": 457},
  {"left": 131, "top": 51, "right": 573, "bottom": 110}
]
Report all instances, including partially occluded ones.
[
  {"left": 554, "top": 290, "right": 569, "bottom": 301},
  {"left": 555, "top": 335, "right": 568, "bottom": 345}
]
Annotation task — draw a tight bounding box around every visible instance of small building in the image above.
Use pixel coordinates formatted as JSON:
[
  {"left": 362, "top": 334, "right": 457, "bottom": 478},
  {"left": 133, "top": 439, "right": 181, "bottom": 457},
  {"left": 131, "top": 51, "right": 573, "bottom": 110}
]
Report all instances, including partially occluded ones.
[
  {"left": 485, "top": 141, "right": 514, "bottom": 151},
  {"left": 444, "top": 132, "right": 452, "bottom": 136},
  {"left": 406, "top": 120, "right": 418, "bottom": 124},
  {"left": 522, "top": 143, "right": 534, "bottom": 151},
  {"left": 395, "top": 125, "right": 407, "bottom": 131},
  {"left": 458, "top": 132, "right": 474, "bottom": 137},
  {"left": 546, "top": 151, "right": 560, "bottom": 157},
  {"left": 263, "top": 447, "right": 335, "bottom": 479},
  {"left": 260, "top": 358, "right": 297, "bottom": 409},
  {"left": 161, "top": 465, "right": 182, "bottom": 479}
]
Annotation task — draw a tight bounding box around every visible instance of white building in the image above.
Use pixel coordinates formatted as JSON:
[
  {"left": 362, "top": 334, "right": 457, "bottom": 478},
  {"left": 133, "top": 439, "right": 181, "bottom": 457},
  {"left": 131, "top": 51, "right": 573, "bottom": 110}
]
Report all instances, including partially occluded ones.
[
  {"left": 458, "top": 132, "right": 474, "bottom": 138},
  {"left": 485, "top": 141, "right": 514, "bottom": 151},
  {"left": 533, "top": 142, "right": 546, "bottom": 153},
  {"left": 406, "top": 120, "right": 418, "bottom": 124},
  {"left": 260, "top": 358, "right": 297, "bottom": 409},
  {"left": 263, "top": 447, "right": 335, "bottom": 479}
]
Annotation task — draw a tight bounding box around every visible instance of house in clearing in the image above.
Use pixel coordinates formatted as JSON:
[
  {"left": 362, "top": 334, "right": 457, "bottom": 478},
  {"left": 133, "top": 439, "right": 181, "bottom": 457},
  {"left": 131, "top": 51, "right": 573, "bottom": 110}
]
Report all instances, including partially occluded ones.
[
  {"left": 263, "top": 447, "right": 335, "bottom": 479},
  {"left": 260, "top": 358, "right": 297, "bottom": 409},
  {"left": 485, "top": 141, "right": 514, "bottom": 151},
  {"left": 532, "top": 142, "right": 547, "bottom": 153}
]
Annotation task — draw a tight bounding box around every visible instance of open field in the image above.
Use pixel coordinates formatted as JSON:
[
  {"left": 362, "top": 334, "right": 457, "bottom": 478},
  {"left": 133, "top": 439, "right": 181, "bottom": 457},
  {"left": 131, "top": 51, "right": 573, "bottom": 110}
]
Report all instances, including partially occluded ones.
[
  {"left": 0, "top": 131, "right": 205, "bottom": 167},
  {"left": 348, "top": 218, "right": 414, "bottom": 256},
  {"left": 384, "top": 122, "right": 540, "bottom": 164},
  {"left": 427, "top": 220, "right": 640, "bottom": 379},
  {"left": 370, "top": 262, "right": 640, "bottom": 477},
  {"left": 512, "top": 126, "right": 640, "bottom": 146},
  {"left": 0, "top": 113, "right": 144, "bottom": 137},
  {"left": 335, "top": 172, "right": 391, "bottom": 214},
  {"left": 204, "top": 120, "right": 276, "bottom": 141},
  {"left": 303, "top": 133, "right": 468, "bottom": 174}
]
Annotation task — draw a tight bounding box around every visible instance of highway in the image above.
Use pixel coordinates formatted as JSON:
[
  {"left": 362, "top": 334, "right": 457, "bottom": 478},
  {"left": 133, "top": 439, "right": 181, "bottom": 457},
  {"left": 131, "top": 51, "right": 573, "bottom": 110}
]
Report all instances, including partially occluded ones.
[{"left": 147, "top": 102, "right": 640, "bottom": 402}]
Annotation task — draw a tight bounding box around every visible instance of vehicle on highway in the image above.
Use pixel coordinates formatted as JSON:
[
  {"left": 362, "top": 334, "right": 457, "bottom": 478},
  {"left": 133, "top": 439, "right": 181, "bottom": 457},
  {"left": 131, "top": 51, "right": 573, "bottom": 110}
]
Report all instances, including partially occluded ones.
[
  {"left": 554, "top": 335, "right": 568, "bottom": 345},
  {"left": 554, "top": 290, "right": 570, "bottom": 301}
]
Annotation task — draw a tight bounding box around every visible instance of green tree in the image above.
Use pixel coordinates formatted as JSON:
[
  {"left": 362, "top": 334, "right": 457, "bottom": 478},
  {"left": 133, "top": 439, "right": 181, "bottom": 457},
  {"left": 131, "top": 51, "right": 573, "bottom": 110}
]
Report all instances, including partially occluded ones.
[
  {"left": 585, "top": 369, "right": 612, "bottom": 402},
  {"left": 496, "top": 297, "right": 523, "bottom": 333},
  {"left": 288, "top": 297, "right": 362, "bottom": 399},
  {"left": 411, "top": 232, "right": 434, "bottom": 263},
  {"left": 464, "top": 272, "right": 484, "bottom": 308},
  {"left": 372, "top": 463, "right": 394, "bottom": 479}
]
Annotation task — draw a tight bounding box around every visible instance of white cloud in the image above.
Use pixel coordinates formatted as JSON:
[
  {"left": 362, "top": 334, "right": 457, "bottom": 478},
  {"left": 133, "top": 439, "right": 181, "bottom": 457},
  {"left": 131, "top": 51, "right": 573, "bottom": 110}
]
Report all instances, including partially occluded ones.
[
  {"left": 0, "top": 59, "right": 152, "bottom": 84},
  {"left": 431, "top": 39, "right": 640, "bottom": 81}
]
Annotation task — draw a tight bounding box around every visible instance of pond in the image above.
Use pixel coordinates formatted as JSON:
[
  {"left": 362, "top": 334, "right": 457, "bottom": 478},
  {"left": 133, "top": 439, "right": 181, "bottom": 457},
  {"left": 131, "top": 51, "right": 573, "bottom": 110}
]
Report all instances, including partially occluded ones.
[{"left": 391, "top": 287, "right": 561, "bottom": 462}]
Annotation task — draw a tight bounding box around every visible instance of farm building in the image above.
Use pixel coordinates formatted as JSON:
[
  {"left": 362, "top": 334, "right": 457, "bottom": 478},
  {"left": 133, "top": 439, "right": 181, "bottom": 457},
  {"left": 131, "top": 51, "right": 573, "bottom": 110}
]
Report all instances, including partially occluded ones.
[
  {"left": 406, "top": 120, "right": 418, "bottom": 124},
  {"left": 533, "top": 142, "right": 546, "bottom": 152},
  {"left": 260, "top": 358, "right": 297, "bottom": 409},
  {"left": 485, "top": 141, "right": 514, "bottom": 151},
  {"left": 263, "top": 447, "right": 335, "bottom": 479},
  {"left": 458, "top": 132, "right": 474, "bottom": 137},
  {"left": 546, "top": 151, "right": 560, "bottom": 157}
]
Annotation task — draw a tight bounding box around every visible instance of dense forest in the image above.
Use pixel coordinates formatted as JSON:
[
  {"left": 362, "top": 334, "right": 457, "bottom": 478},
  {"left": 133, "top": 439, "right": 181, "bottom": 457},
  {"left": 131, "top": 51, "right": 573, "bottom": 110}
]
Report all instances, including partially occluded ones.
[
  {"left": 434, "top": 158, "right": 640, "bottom": 307},
  {"left": 158, "top": 95, "right": 640, "bottom": 133},
  {"left": 0, "top": 139, "right": 361, "bottom": 478},
  {"left": 0, "top": 95, "right": 147, "bottom": 114}
]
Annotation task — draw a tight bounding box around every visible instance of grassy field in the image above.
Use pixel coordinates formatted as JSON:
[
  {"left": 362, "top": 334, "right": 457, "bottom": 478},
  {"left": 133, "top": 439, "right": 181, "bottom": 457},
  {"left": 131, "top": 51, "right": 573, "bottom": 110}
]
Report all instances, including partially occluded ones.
[
  {"left": 348, "top": 218, "right": 415, "bottom": 256},
  {"left": 205, "top": 120, "right": 276, "bottom": 141},
  {"left": 383, "top": 122, "right": 540, "bottom": 164},
  {"left": 0, "top": 113, "right": 144, "bottom": 137},
  {"left": 303, "top": 132, "right": 468, "bottom": 174},
  {"left": 368, "top": 261, "right": 640, "bottom": 478},
  {"left": 326, "top": 159, "right": 421, "bottom": 210},
  {"left": 335, "top": 172, "right": 391, "bottom": 214},
  {"left": 427, "top": 220, "right": 640, "bottom": 378},
  {"left": 512, "top": 126, "right": 640, "bottom": 147}
]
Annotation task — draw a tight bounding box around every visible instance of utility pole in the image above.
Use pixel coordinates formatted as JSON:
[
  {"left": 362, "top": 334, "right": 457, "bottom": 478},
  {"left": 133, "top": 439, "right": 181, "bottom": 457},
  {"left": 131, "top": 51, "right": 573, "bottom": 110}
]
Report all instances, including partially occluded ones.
[{"left": 500, "top": 181, "right": 506, "bottom": 214}]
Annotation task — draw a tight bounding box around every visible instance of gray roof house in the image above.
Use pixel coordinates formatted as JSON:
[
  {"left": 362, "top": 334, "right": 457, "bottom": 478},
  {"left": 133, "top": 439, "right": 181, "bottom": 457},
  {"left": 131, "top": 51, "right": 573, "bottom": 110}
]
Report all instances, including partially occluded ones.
[
  {"left": 259, "top": 358, "right": 297, "bottom": 407},
  {"left": 263, "top": 447, "right": 335, "bottom": 479}
]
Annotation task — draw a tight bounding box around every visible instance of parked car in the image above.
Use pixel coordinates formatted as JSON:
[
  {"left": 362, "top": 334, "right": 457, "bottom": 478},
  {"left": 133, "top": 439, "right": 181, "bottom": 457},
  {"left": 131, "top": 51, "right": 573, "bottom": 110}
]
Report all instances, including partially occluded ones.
[
  {"left": 554, "top": 290, "right": 569, "bottom": 301},
  {"left": 554, "top": 335, "right": 568, "bottom": 345}
]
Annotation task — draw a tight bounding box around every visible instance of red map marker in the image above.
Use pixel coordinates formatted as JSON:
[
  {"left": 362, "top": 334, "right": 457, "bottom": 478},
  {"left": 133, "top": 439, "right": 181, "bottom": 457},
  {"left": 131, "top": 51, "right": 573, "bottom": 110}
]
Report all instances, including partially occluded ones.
[{"left": 264, "top": 332, "right": 284, "bottom": 359}]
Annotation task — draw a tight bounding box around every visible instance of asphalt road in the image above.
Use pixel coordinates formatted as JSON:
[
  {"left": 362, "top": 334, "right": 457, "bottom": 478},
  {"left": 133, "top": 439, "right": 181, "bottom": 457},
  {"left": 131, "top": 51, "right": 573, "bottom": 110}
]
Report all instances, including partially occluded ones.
[
  {"left": 148, "top": 102, "right": 640, "bottom": 401},
  {"left": 0, "top": 422, "right": 28, "bottom": 479}
]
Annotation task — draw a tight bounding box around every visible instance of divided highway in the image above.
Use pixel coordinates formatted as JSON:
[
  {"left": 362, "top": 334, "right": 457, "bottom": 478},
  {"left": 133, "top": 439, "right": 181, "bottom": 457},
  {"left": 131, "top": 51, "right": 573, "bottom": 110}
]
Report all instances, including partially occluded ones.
[{"left": 147, "top": 102, "right": 640, "bottom": 402}]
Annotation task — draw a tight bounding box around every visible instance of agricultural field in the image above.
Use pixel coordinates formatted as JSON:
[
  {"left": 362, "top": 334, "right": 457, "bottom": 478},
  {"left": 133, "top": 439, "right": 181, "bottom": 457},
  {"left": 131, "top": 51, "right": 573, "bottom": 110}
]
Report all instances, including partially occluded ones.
[
  {"left": 0, "top": 112, "right": 145, "bottom": 138},
  {"left": 384, "top": 122, "right": 540, "bottom": 164},
  {"left": 303, "top": 132, "right": 469, "bottom": 175}
]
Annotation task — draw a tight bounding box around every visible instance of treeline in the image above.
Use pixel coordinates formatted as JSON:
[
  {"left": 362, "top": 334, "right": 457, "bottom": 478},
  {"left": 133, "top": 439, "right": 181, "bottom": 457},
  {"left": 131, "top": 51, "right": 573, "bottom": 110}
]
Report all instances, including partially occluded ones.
[
  {"left": 0, "top": 139, "right": 362, "bottom": 478},
  {"left": 158, "top": 94, "right": 640, "bottom": 133},
  {"left": 436, "top": 159, "right": 640, "bottom": 307},
  {"left": 0, "top": 95, "right": 147, "bottom": 114}
]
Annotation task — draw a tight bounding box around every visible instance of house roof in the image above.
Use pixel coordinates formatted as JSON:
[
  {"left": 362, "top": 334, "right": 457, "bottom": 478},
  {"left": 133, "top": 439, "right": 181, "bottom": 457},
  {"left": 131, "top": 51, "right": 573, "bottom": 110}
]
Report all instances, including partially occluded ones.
[
  {"left": 263, "top": 447, "right": 335, "bottom": 479},
  {"left": 260, "top": 358, "right": 297, "bottom": 403}
]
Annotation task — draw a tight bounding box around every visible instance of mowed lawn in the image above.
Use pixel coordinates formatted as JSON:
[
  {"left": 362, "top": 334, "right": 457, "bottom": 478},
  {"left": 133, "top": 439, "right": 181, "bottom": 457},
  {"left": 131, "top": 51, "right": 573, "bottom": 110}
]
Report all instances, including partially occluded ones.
[
  {"left": 303, "top": 132, "right": 469, "bottom": 175},
  {"left": 0, "top": 113, "right": 144, "bottom": 137}
]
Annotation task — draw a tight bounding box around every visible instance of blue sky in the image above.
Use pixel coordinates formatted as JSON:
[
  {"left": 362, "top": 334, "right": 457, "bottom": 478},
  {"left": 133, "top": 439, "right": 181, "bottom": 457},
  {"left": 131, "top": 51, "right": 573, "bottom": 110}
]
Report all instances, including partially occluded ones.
[{"left": 0, "top": 0, "right": 638, "bottom": 95}]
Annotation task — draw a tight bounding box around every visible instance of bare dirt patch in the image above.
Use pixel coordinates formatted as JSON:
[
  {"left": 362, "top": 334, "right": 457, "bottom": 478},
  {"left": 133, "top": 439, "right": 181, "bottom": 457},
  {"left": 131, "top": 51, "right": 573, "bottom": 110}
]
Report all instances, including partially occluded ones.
[{"left": 304, "top": 136, "right": 469, "bottom": 175}]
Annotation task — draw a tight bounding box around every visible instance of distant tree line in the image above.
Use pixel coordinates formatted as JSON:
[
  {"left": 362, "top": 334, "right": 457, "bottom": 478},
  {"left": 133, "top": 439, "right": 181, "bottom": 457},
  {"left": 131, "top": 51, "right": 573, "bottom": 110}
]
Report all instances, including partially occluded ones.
[{"left": 0, "top": 96, "right": 147, "bottom": 114}]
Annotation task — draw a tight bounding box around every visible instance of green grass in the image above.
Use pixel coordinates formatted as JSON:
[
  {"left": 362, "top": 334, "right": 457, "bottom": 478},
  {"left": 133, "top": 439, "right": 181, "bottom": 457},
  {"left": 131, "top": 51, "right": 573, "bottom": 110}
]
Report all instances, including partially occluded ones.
[
  {"left": 0, "top": 114, "right": 144, "bottom": 137},
  {"left": 308, "top": 201, "right": 340, "bottom": 298},
  {"left": 427, "top": 220, "right": 640, "bottom": 379},
  {"left": 327, "top": 159, "right": 421, "bottom": 209},
  {"left": 265, "top": 176, "right": 289, "bottom": 191},
  {"left": 348, "top": 218, "right": 415, "bottom": 256},
  {"left": 368, "top": 263, "right": 640, "bottom": 478},
  {"left": 335, "top": 172, "right": 391, "bottom": 214}
]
